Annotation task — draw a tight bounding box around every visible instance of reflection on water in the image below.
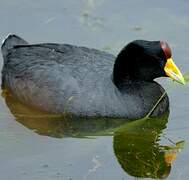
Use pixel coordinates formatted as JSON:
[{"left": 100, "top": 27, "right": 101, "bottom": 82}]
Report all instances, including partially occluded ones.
[
  {"left": 114, "top": 114, "right": 170, "bottom": 178},
  {"left": 3, "top": 89, "right": 185, "bottom": 179},
  {"left": 113, "top": 113, "right": 185, "bottom": 179},
  {"left": 3, "top": 89, "right": 127, "bottom": 138}
]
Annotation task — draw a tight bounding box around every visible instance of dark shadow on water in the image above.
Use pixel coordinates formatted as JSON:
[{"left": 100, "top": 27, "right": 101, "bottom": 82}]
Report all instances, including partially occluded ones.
[
  {"left": 3, "top": 89, "right": 128, "bottom": 138},
  {"left": 2, "top": 89, "right": 185, "bottom": 179},
  {"left": 114, "top": 113, "right": 171, "bottom": 179}
]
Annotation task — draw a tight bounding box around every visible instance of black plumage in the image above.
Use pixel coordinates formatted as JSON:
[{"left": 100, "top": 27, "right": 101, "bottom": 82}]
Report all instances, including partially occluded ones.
[{"left": 1, "top": 35, "right": 169, "bottom": 119}]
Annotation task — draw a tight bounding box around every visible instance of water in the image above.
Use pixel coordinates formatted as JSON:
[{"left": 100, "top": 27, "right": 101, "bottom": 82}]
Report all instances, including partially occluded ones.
[{"left": 0, "top": 0, "right": 189, "bottom": 179}]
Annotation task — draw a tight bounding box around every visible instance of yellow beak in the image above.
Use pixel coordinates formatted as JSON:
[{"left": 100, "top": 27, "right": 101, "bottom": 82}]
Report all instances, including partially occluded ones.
[{"left": 164, "top": 58, "right": 185, "bottom": 85}]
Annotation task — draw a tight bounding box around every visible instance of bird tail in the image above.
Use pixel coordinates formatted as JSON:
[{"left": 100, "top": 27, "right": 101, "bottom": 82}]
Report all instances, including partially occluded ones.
[
  {"left": 1, "top": 34, "right": 28, "bottom": 59},
  {"left": 1, "top": 34, "right": 28, "bottom": 89}
]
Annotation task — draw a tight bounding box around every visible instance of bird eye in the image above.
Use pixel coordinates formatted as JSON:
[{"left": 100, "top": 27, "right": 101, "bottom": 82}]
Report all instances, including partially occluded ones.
[{"left": 160, "top": 59, "right": 166, "bottom": 68}]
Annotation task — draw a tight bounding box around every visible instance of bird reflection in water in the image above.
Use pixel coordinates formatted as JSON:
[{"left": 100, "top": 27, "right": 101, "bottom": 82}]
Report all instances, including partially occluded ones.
[
  {"left": 2, "top": 89, "right": 127, "bottom": 137},
  {"left": 113, "top": 113, "right": 185, "bottom": 179},
  {"left": 2, "top": 89, "right": 185, "bottom": 179}
]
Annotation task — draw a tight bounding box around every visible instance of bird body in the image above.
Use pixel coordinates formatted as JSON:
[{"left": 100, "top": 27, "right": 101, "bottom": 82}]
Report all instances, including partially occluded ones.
[{"left": 2, "top": 35, "right": 183, "bottom": 119}]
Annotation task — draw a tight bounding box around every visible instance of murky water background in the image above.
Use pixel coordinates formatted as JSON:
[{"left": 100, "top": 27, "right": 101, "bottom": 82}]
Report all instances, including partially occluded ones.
[{"left": 0, "top": 0, "right": 189, "bottom": 179}]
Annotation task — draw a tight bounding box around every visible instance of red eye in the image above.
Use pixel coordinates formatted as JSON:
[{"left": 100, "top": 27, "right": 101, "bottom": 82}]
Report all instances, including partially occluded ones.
[{"left": 160, "top": 41, "right": 172, "bottom": 59}]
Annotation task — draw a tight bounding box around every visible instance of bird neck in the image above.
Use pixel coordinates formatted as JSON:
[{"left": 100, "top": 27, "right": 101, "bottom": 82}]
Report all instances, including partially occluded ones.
[{"left": 113, "top": 46, "right": 139, "bottom": 88}]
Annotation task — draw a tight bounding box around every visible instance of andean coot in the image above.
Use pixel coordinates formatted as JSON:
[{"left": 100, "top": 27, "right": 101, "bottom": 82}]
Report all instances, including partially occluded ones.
[{"left": 1, "top": 35, "right": 185, "bottom": 119}]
